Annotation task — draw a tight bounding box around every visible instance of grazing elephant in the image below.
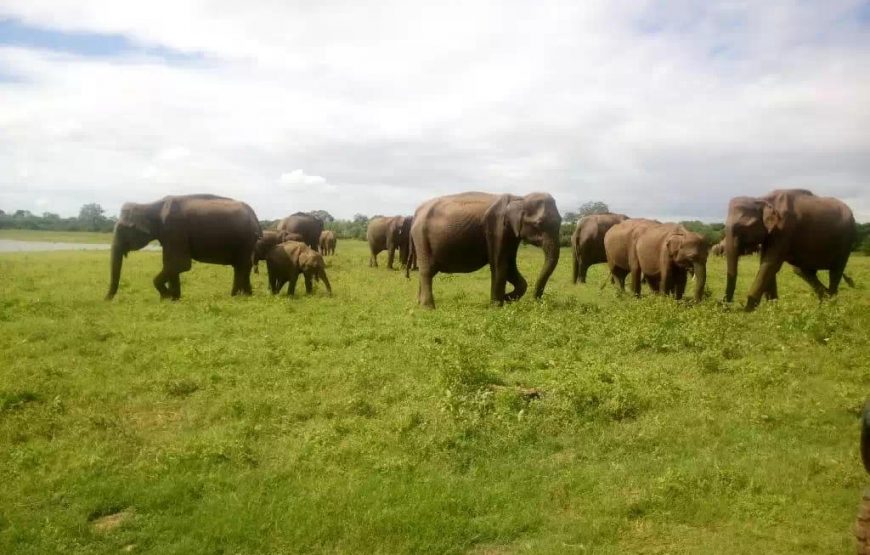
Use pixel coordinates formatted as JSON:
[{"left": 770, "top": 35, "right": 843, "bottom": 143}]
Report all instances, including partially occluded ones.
[
  {"left": 723, "top": 189, "right": 855, "bottom": 311},
  {"left": 571, "top": 213, "right": 629, "bottom": 284},
  {"left": 367, "top": 216, "right": 412, "bottom": 269},
  {"left": 106, "top": 194, "right": 261, "bottom": 300},
  {"left": 710, "top": 240, "right": 726, "bottom": 256},
  {"left": 633, "top": 223, "right": 709, "bottom": 301},
  {"left": 603, "top": 219, "right": 661, "bottom": 291},
  {"left": 319, "top": 230, "right": 337, "bottom": 255},
  {"left": 277, "top": 212, "right": 323, "bottom": 251},
  {"left": 409, "top": 192, "right": 561, "bottom": 308},
  {"left": 263, "top": 241, "right": 332, "bottom": 296}
]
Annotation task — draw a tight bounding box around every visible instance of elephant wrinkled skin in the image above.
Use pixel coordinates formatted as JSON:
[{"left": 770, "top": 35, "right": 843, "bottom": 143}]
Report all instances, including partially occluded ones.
[
  {"left": 408, "top": 192, "right": 561, "bottom": 309},
  {"left": 106, "top": 194, "right": 261, "bottom": 300}
]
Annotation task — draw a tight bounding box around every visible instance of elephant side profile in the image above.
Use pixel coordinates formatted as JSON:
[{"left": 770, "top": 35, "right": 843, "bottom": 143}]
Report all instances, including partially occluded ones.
[
  {"left": 106, "top": 194, "right": 261, "bottom": 300},
  {"left": 409, "top": 192, "right": 561, "bottom": 308},
  {"left": 710, "top": 240, "right": 726, "bottom": 256},
  {"left": 277, "top": 212, "right": 323, "bottom": 252},
  {"left": 319, "top": 230, "right": 337, "bottom": 255},
  {"left": 603, "top": 219, "right": 661, "bottom": 291},
  {"left": 723, "top": 189, "right": 855, "bottom": 310},
  {"left": 263, "top": 241, "right": 332, "bottom": 296},
  {"left": 571, "top": 213, "right": 629, "bottom": 284},
  {"left": 367, "top": 216, "right": 412, "bottom": 269},
  {"left": 632, "top": 223, "right": 709, "bottom": 301}
]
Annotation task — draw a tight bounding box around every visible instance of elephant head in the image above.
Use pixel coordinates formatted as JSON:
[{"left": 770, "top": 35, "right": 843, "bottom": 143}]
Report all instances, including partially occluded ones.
[
  {"left": 723, "top": 196, "right": 785, "bottom": 302},
  {"left": 485, "top": 192, "right": 562, "bottom": 299},
  {"left": 106, "top": 201, "right": 161, "bottom": 299},
  {"left": 664, "top": 228, "right": 709, "bottom": 301},
  {"left": 298, "top": 250, "right": 332, "bottom": 295},
  {"left": 394, "top": 216, "right": 413, "bottom": 266}
]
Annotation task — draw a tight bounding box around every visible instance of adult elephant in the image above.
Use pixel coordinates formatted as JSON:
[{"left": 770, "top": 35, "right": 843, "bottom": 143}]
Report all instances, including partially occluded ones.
[
  {"left": 409, "top": 192, "right": 561, "bottom": 308},
  {"left": 723, "top": 189, "right": 855, "bottom": 311},
  {"left": 320, "top": 230, "right": 337, "bottom": 255},
  {"left": 603, "top": 219, "right": 660, "bottom": 291},
  {"left": 367, "top": 216, "right": 412, "bottom": 269},
  {"left": 857, "top": 402, "right": 870, "bottom": 553},
  {"left": 571, "top": 213, "right": 628, "bottom": 284},
  {"left": 633, "top": 223, "right": 709, "bottom": 301},
  {"left": 106, "top": 194, "right": 261, "bottom": 300},
  {"left": 277, "top": 212, "right": 323, "bottom": 251}
]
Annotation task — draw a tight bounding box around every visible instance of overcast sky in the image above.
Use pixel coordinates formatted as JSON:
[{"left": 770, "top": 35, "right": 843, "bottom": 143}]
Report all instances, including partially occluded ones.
[{"left": 1, "top": 1, "right": 868, "bottom": 221}]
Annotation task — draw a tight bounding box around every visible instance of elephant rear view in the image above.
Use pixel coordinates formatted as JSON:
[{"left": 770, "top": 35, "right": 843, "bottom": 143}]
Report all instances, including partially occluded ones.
[
  {"left": 723, "top": 189, "right": 855, "bottom": 310},
  {"left": 409, "top": 192, "right": 561, "bottom": 308},
  {"left": 320, "top": 230, "right": 337, "bottom": 255},
  {"left": 367, "top": 216, "right": 412, "bottom": 269},
  {"left": 603, "top": 219, "right": 660, "bottom": 291},
  {"left": 277, "top": 212, "right": 323, "bottom": 252},
  {"left": 571, "top": 213, "right": 628, "bottom": 284},
  {"left": 106, "top": 194, "right": 261, "bottom": 300}
]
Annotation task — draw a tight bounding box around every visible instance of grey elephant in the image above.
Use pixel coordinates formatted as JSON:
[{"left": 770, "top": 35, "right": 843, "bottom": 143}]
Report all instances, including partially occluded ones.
[
  {"left": 262, "top": 241, "right": 332, "bottom": 296},
  {"left": 277, "top": 212, "right": 323, "bottom": 252},
  {"left": 320, "top": 230, "right": 337, "bottom": 255},
  {"left": 252, "top": 230, "right": 303, "bottom": 273},
  {"left": 408, "top": 192, "right": 561, "bottom": 308},
  {"left": 603, "top": 219, "right": 661, "bottom": 291},
  {"left": 571, "top": 213, "right": 629, "bottom": 284},
  {"left": 632, "top": 223, "right": 709, "bottom": 301},
  {"left": 723, "top": 189, "right": 855, "bottom": 310},
  {"left": 106, "top": 194, "right": 261, "bottom": 300},
  {"left": 367, "top": 216, "right": 412, "bottom": 269},
  {"left": 710, "top": 240, "right": 726, "bottom": 256}
]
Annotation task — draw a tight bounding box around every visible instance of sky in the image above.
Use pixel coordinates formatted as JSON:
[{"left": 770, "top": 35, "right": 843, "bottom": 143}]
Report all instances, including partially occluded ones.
[{"left": 1, "top": 0, "right": 868, "bottom": 222}]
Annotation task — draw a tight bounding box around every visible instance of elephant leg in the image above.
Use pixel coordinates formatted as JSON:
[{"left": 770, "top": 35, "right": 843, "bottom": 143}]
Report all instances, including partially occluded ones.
[
  {"left": 419, "top": 267, "right": 436, "bottom": 309},
  {"left": 288, "top": 270, "right": 299, "bottom": 296},
  {"left": 793, "top": 267, "right": 827, "bottom": 299},
  {"left": 674, "top": 271, "right": 687, "bottom": 300},
  {"left": 647, "top": 276, "right": 661, "bottom": 294},
  {"left": 387, "top": 247, "right": 396, "bottom": 270},
  {"left": 572, "top": 254, "right": 580, "bottom": 284},
  {"left": 630, "top": 266, "right": 643, "bottom": 297},
  {"left": 828, "top": 259, "right": 848, "bottom": 295},
  {"left": 579, "top": 261, "right": 590, "bottom": 284},
  {"left": 504, "top": 259, "right": 528, "bottom": 302},
  {"left": 168, "top": 273, "right": 181, "bottom": 300},
  {"left": 764, "top": 275, "right": 778, "bottom": 301},
  {"left": 611, "top": 268, "right": 627, "bottom": 291},
  {"left": 304, "top": 274, "right": 313, "bottom": 294},
  {"left": 369, "top": 250, "right": 378, "bottom": 268},
  {"left": 230, "top": 265, "right": 247, "bottom": 296},
  {"left": 153, "top": 269, "right": 172, "bottom": 299}
]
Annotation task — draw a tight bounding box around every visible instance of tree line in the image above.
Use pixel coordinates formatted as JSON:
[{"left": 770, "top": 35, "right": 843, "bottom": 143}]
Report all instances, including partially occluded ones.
[{"left": 2, "top": 202, "right": 868, "bottom": 253}]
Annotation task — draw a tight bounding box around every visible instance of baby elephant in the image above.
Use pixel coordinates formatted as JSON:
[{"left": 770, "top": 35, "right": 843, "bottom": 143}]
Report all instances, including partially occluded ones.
[{"left": 264, "top": 241, "right": 333, "bottom": 296}]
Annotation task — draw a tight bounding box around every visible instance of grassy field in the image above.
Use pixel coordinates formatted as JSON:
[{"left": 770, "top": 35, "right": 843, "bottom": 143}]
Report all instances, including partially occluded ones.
[
  {"left": 1, "top": 232, "right": 869, "bottom": 554},
  {"left": 0, "top": 229, "right": 114, "bottom": 244}
]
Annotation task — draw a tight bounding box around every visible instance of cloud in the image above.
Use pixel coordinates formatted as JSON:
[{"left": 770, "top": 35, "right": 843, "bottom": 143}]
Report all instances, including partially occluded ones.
[{"left": 0, "top": 1, "right": 868, "bottom": 221}]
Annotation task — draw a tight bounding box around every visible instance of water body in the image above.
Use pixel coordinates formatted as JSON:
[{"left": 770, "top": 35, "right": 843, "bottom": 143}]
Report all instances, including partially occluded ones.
[{"left": 0, "top": 240, "right": 160, "bottom": 252}]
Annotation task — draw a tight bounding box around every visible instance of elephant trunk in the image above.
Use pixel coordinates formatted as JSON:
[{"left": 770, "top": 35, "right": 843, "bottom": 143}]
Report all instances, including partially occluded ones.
[
  {"left": 318, "top": 268, "right": 332, "bottom": 295},
  {"left": 693, "top": 261, "right": 706, "bottom": 302},
  {"left": 533, "top": 232, "right": 560, "bottom": 298},
  {"left": 724, "top": 231, "right": 738, "bottom": 302},
  {"left": 106, "top": 240, "right": 123, "bottom": 300}
]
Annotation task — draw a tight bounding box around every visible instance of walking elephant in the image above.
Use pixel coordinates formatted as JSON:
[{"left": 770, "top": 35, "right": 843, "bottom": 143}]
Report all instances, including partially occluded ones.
[
  {"left": 409, "top": 192, "right": 561, "bottom": 308},
  {"left": 277, "top": 212, "right": 323, "bottom": 251},
  {"left": 252, "top": 230, "right": 303, "bottom": 273},
  {"left": 603, "top": 219, "right": 660, "bottom": 291},
  {"left": 723, "top": 189, "right": 855, "bottom": 311},
  {"left": 262, "top": 241, "right": 332, "bottom": 296},
  {"left": 571, "top": 213, "right": 628, "bottom": 284},
  {"left": 106, "top": 194, "right": 261, "bottom": 300},
  {"left": 367, "top": 216, "right": 412, "bottom": 269},
  {"left": 320, "top": 230, "right": 336, "bottom": 255},
  {"left": 633, "top": 223, "right": 709, "bottom": 301}
]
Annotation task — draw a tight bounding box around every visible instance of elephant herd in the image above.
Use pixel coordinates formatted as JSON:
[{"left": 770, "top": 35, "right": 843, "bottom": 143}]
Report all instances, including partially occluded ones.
[{"left": 105, "top": 188, "right": 856, "bottom": 311}]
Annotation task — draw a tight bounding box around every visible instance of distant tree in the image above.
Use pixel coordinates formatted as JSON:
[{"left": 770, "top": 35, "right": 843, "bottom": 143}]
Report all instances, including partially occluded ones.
[
  {"left": 309, "top": 210, "right": 334, "bottom": 223},
  {"left": 78, "top": 203, "right": 109, "bottom": 232},
  {"left": 577, "top": 201, "right": 610, "bottom": 217},
  {"left": 563, "top": 211, "right": 580, "bottom": 225},
  {"left": 14, "top": 209, "right": 33, "bottom": 218},
  {"left": 352, "top": 214, "right": 369, "bottom": 224},
  {"left": 42, "top": 212, "right": 60, "bottom": 220},
  {"left": 0, "top": 209, "right": 5, "bottom": 216}
]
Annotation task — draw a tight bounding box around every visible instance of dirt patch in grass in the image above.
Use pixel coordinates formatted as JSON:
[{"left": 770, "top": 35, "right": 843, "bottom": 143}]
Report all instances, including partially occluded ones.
[{"left": 89, "top": 507, "right": 134, "bottom": 533}]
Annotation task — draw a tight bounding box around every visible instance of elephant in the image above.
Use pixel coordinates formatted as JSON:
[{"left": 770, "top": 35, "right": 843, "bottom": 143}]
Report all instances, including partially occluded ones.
[
  {"left": 106, "top": 194, "right": 261, "bottom": 300},
  {"left": 262, "top": 241, "right": 332, "bottom": 296},
  {"left": 367, "top": 216, "right": 412, "bottom": 269},
  {"left": 603, "top": 219, "right": 661, "bottom": 291},
  {"left": 252, "top": 230, "right": 303, "bottom": 273},
  {"left": 319, "top": 230, "right": 337, "bottom": 255},
  {"left": 409, "top": 192, "right": 561, "bottom": 308},
  {"left": 857, "top": 402, "right": 870, "bottom": 553},
  {"left": 571, "top": 213, "right": 629, "bottom": 284},
  {"left": 632, "top": 223, "right": 709, "bottom": 301},
  {"left": 276, "top": 212, "right": 323, "bottom": 252},
  {"left": 723, "top": 189, "right": 855, "bottom": 311},
  {"left": 710, "top": 240, "right": 726, "bottom": 256}
]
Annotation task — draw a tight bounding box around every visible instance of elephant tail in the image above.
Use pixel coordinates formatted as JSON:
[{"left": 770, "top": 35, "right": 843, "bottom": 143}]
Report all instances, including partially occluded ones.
[{"left": 405, "top": 237, "right": 416, "bottom": 279}]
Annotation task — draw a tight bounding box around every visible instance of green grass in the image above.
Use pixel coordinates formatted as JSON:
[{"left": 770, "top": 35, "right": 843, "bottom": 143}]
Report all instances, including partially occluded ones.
[
  {"left": 0, "top": 229, "right": 114, "bottom": 243},
  {"left": 1, "top": 239, "right": 868, "bottom": 554}
]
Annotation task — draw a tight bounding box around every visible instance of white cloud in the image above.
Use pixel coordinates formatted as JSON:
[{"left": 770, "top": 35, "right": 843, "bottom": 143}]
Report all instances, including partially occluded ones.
[{"left": 0, "top": 1, "right": 868, "bottom": 221}]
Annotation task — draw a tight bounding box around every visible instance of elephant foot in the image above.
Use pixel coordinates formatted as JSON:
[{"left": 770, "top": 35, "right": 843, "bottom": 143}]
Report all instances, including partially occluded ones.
[{"left": 744, "top": 297, "right": 760, "bottom": 312}]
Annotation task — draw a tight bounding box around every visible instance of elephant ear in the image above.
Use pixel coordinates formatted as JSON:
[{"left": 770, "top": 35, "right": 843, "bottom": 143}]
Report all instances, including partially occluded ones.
[
  {"left": 484, "top": 194, "right": 523, "bottom": 264},
  {"left": 666, "top": 233, "right": 684, "bottom": 259},
  {"left": 118, "top": 203, "right": 152, "bottom": 235},
  {"left": 761, "top": 201, "right": 783, "bottom": 233},
  {"left": 159, "top": 197, "right": 191, "bottom": 271}
]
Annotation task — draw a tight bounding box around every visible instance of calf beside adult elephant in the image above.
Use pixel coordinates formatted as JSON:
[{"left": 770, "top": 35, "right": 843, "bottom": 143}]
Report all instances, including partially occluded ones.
[
  {"left": 106, "top": 194, "right": 261, "bottom": 300},
  {"left": 409, "top": 192, "right": 561, "bottom": 308},
  {"left": 277, "top": 212, "right": 323, "bottom": 252},
  {"left": 367, "top": 216, "right": 412, "bottom": 269},
  {"left": 320, "top": 230, "right": 337, "bottom": 255},
  {"left": 571, "top": 213, "right": 628, "bottom": 284},
  {"left": 723, "top": 189, "right": 855, "bottom": 311}
]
